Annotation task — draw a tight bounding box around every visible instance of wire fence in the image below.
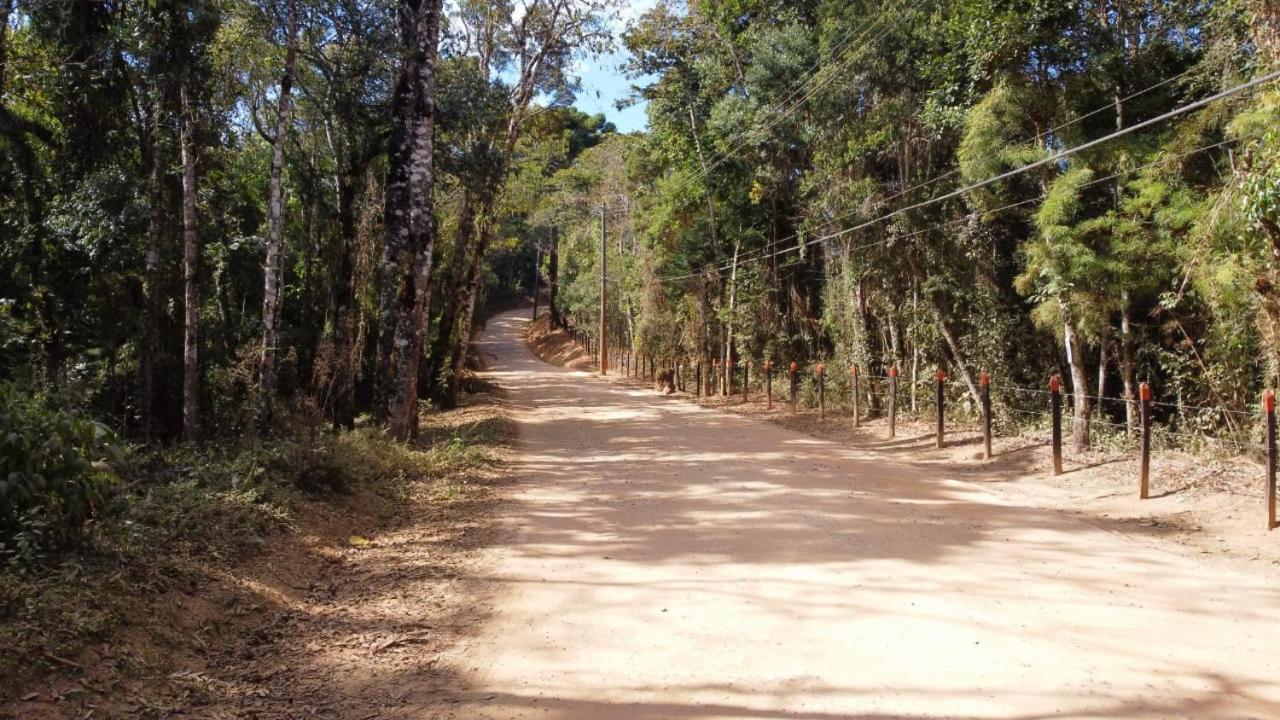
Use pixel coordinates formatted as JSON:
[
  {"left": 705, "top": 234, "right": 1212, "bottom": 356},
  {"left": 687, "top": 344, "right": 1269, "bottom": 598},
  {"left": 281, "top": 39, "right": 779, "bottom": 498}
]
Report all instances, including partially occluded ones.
[{"left": 573, "top": 337, "right": 1279, "bottom": 530}]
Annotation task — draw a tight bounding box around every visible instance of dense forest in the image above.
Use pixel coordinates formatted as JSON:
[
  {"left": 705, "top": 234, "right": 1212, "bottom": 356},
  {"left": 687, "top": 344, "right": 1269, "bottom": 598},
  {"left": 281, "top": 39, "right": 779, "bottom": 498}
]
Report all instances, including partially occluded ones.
[
  {"left": 2, "top": 0, "right": 1280, "bottom": 567},
  {"left": 547, "top": 0, "right": 1280, "bottom": 455},
  {"left": 0, "top": 0, "right": 617, "bottom": 569}
]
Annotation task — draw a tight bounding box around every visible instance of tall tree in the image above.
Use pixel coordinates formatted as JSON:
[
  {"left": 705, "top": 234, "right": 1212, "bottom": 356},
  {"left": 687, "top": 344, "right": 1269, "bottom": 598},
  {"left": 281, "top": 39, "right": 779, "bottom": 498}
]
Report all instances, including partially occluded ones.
[
  {"left": 257, "top": 0, "right": 300, "bottom": 431},
  {"left": 179, "top": 84, "right": 201, "bottom": 440},
  {"left": 380, "top": 0, "right": 442, "bottom": 439}
]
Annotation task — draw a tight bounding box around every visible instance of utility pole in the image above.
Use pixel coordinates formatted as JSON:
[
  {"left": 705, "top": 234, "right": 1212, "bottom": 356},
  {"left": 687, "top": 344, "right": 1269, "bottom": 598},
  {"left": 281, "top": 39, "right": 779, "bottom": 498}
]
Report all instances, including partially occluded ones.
[{"left": 599, "top": 205, "right": 608, "bottom": 375}]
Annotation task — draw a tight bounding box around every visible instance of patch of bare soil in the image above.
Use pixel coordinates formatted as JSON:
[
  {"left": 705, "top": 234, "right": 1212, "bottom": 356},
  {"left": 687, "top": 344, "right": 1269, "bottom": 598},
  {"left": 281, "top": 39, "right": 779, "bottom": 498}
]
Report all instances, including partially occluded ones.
[
  {"left": 525, "top": 314, "right": 594, "bottom": 371},
  {"left": 2, "top": 395, "right": 516, "bottom": 720}
]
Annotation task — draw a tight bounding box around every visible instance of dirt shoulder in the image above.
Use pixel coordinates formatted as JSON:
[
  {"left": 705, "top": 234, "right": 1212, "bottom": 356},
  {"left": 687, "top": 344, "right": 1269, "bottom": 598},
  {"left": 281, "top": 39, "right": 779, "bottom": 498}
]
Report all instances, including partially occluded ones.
[
  {"left": 525, "top": 314, "right": 594, "bottom": 371},
  {"left": 528, "top": 324, "right": 1280, "bottom": 578},
  {"left": 2, "top": 391, "right": 516, "bottom": 719}
]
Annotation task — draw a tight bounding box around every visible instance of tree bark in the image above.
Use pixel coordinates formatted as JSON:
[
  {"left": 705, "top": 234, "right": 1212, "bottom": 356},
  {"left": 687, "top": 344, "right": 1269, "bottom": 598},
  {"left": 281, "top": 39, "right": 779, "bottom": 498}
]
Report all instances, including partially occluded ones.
[
  {"left": 0, "top": 0, "right": 11, "bottom": 97},
  {"left": 1120, "top": 300, "right": 1137, "bottom": 435},
  {"left": 257, "top": 0, "right": 300, "bottom": 432},
  {"left": 1098, "top": 338, "right": 1110, "bottom": 428},
  {"left": 1062, "top": 301, "right": 1091, "bottom": 452},
  {"left": 141, "top": 120, "right": 163, "bottom": 439},
  {"left": 372, "top": 8, "right": 422, "bottom": 421},
  {"left": 443, "top": 216, "right": 492, "bottom": 408},
  {"left": 385, "top": 0, "right": 442, "bottom": 440},
  {"left": 179, "top": 85, "right": 201, "bottom": 441},
  {"left": 423, "top": 189, "right": 480, "bottom": 399},
  {"left": 548, "top": 225, "right": 561, "bottom": 328},
  {"left": 330, "top": 172, "right": 360, "bottom": 431},
  {"left": 722, "top": 238, "right": 740, "bottom": 395}
]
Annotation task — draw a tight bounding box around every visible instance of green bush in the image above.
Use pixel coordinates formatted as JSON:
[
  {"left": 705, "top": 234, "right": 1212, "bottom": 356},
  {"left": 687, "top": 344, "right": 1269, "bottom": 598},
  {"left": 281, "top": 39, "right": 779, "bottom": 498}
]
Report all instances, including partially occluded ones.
[{"left": 0, "top": 385, "right": 126, "bottom": 568}]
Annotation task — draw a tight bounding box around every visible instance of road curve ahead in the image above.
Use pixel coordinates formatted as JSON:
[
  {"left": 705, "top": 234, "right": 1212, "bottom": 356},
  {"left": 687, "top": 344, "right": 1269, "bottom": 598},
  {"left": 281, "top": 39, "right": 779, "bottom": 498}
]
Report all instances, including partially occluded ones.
[{"left": 439, "top": 309, "right": 1280, "bottom": 720}]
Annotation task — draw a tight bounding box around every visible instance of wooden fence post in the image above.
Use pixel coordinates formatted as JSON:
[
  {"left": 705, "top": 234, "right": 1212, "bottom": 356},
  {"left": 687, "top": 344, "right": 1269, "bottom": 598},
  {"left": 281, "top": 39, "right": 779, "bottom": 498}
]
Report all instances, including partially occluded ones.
[
  {"left": 888, "top": 366, "right": 898, "bottom": 439},
  {"left": 935, "top": 369, "right": 946, "bottom": 449},
  {"left": 1051, "top": 374, "right": 1064, "bottom": 476},
  {"left": 1140, "top": 381, "right": 1151, "bottom": 499},
  {"left": 981, "top": 371, "right": 992, "bottom": 459},
  {"left": 1266, "top": 389, "right": 1276, "bottom": 530},
  {"left": 743, "top": 360, "right": 750, "bottom": 403},
  {"left": 727, "top": 358, "right": 735, "bottom": 397}
]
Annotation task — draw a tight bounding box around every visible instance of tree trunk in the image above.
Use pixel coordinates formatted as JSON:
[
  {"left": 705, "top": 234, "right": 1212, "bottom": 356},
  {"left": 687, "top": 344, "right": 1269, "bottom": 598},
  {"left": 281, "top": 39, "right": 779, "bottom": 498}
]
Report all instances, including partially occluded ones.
[
  {"left": 1120, "top": 298, "right": 1137, "bottom": 435},
  {"left": 1097, "top": 338, "right": 1109, "bottom": 423},
  {"left": 423, "top": 190, "right": 479, "bottom": 398},
  {"left": 372, "top": 9, "right": 422, "bottom": 422},
  {"left": 179, "top": 86, "right": 201, "bottom": 441},
  {"left": 443, "top": 218, "right": 491, "bottom": 409},
  {"left": 888, "top": 313, "right": 901, "bottom": 373},
  {"left": 722, "top": 239, "right": 740, "bottom": 395},
  {"left": 214, "top": 251, "right": 233, "bottom": 356},
  {"left": 385, "top": 0, "right": 442, "bottom": 440},
  {"left": 330, "top": 173, "right": 360, "bottom": 431},
  {"left": 0, "top": 0, "right": 11, "bottom": 97},
  {"left": 141, "top": 126, "right": 163, "bottom": 439},
  {"left": 257, "top": 0, "right": 299, "bottom": 431},
  {"left": 934, "top": 314, "right": 981, "bottom": 408},
  {"left": 1062, "top": 302, "right": 1091, "bottom": 452},
  {"left": 548, "top": 225, "right": 560, "bottom": 328}
]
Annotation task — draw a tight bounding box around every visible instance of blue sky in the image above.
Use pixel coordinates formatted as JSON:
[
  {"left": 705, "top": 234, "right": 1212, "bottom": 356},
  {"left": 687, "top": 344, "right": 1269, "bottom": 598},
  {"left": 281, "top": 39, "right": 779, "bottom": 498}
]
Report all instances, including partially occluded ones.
[{"left": 571, "top": 1, "right": 659, "bottom": 134}]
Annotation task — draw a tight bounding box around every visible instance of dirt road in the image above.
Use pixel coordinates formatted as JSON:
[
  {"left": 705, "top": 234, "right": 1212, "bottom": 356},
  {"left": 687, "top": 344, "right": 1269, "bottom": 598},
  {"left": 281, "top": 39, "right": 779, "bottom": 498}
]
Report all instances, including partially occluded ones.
[{"left": 437, "top": 309, "right": 1280, "bottom": 719}]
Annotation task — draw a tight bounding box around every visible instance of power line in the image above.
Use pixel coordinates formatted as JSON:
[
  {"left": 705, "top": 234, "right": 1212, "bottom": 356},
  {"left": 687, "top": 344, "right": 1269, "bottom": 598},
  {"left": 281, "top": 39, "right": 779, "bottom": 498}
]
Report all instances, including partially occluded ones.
[
  {"left": 660, "top": 58, "right": 1269, "bottom": 283},
  {"left": 657, "top": 70, "right": 1278, "bottom": 283},
  {"left": 683, "top": 0, "right": 926, "bottom": 188},
  {"left": 662, "top": 32, "right": 1216, "bottom": 284}
]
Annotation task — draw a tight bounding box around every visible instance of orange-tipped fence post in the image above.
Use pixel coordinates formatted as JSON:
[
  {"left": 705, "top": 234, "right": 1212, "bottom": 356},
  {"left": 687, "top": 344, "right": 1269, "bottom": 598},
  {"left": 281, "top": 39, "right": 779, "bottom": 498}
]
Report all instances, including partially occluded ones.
[
  {"left": 851, "top": 366, "right": 861, "bottom": 429},
  {"left": 743, "top": 360, "right": 751, "bottom": 403},
  {"left": 765, "top": 361, "right": 773, "bottom": 410},
  {"left": 980, "top": 371, "right": 992, "bottom": 459},
  {"left": 1050, "top": 375, "right": 1064, "bottom": 476},
  {"left": 1139, "top": 382, "right": 1152, "bottom": 499},
  {"left": 888, "top": 366, "right": 898, "bottom": 439},
  {"left": 695, "top": 361, "right": 701, "bottom": 398},
  {"left": 935, "top": 369, "right": 946, "bottom": 448},
  {"left": 1266, "top": 389, "right": 1276, "bottom": 530},
  {"left": 817, "top": 364, "right": 826, "bottom": 420},
  {"left": 789, "top": 361, "right": 799, "bottom": 408}
]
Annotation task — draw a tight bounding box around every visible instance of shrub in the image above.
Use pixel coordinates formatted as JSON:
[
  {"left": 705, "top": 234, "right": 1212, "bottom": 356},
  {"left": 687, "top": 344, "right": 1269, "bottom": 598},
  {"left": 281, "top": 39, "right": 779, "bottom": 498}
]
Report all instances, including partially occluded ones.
[{"left": 0, "top": 385, "right": 126, "bottom": 569}]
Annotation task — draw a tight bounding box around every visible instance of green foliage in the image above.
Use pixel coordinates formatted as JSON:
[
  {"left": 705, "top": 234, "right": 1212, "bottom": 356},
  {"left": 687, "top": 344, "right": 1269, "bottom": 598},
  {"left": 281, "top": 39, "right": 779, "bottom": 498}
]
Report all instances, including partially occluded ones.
[{"left": 0, "top": 386, "right": 126, "bottom": 569}]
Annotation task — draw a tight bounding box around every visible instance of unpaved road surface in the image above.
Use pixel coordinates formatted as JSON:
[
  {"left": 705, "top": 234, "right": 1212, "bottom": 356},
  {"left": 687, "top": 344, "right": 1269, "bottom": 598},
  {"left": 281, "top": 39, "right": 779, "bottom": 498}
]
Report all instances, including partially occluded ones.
[{"left": 438, "top": 310, "right": 1280, "bottom": 719}]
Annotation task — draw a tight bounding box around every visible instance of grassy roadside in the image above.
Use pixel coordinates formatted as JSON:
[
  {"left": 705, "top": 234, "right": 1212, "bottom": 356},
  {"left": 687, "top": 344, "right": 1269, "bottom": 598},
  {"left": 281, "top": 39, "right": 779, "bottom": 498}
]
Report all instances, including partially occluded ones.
[{"left": 0, "top": 388, "right": 516, "bottom": 711}]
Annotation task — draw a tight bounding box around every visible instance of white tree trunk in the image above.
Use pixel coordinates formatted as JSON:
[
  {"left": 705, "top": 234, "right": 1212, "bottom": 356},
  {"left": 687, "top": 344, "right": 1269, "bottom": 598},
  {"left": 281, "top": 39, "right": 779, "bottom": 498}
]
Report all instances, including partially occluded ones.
[{"left": 257, "top": 0, "right": 299, "bottom": 431}]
